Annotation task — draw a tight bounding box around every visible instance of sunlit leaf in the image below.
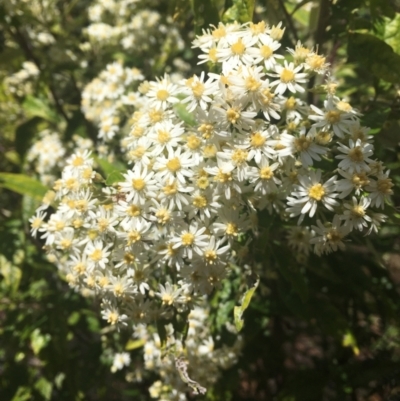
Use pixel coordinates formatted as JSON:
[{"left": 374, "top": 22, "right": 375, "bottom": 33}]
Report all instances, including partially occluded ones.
[
  {"left": 0, "top": 173, "right": 47, "bottom": 200},
  {"left": 234, "top": 276, "right": 259, "bottom": 332}
]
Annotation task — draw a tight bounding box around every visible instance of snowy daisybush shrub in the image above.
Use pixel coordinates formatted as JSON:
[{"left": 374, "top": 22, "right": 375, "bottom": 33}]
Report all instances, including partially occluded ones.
[{"left": 30, "top": 21, "right": 394, "bottom": 398}]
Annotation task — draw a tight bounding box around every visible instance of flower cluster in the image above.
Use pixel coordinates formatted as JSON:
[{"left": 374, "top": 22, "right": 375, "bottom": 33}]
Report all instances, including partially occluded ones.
[
  {"left": 27, "top": 131, "right": 93, "bottom": 186},
  {"left": 136, "top": 306, "right": 241, "bottom": 399},
  {"left": 32, "top": 21, "right": 393, "bottom": 396},
  {"left": 4, "top": 61, "right": 40, "bottom": 97},
  {"left": 84, "top": 0, "right": 184, "bottom": 53},
  {"left": 81, "top": 62, "right": 144, "bottom": 145}
]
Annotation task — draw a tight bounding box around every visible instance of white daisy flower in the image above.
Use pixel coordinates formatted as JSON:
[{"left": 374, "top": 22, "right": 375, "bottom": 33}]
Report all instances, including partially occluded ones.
[
  {"left": 269, "top": 61, "right": 308, "bottom": 95},
  {"left": 286, "top": 170, "right": 339, "bottom": 224},
  {"left": 366, "top": 170, "right": 394, "bottom": 208},
  {"left": 336, "top": 139, "right": 374, "bottom": 173},
  {"left": 310, "top": 215, "right": 350, "bottom": 255},
  {"left": 340, "top": 196, "right": 372, "bottom": 231}
]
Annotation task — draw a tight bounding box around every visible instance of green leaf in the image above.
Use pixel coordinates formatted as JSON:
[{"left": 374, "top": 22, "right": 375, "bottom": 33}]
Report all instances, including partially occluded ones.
[
  {"left": 105, "top": 171, "right": 125, "bottom": 186},
  {"left": 30, "top": 328, "right": 51, "bottom": 355},
  {"left": 0, "top": 173, "right": 47, "bottom": 200},
  {"left": 234, "top": 276, "right": 259, "bottom": 332},
  {"left": 34, "top": 377, "right": 53, "bottom": 401},
  {"left": 22, "top": 96, "right": 59, "bottom": 124},
  {"left": 125, "top": 338, "right": 145, "bottom": 351},
  {"left": 223, "top": 0, "right": 255, "bottom": 23},
  {"left": 156, "top": 319, "right": 168, "bottom": 352},
  {"left": 348, "top": 33, "right": 400, "bottom": 84},
  {"left": 174, "top": 102, "right": 196, "bottom": 127},
  {"left": 0, "top": 254, "right": 22, "bottom": 293},
  {"left": 11, "top": 387, "right": 32, "bottom": 401},
  {"left": 94, "top": 156, "right": 126, "bottom": 176}
]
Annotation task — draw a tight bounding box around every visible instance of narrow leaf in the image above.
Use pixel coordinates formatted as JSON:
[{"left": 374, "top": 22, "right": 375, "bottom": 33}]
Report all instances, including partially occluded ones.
[
  {"left": 234, "top": 276, "right": 259, "bottom": 331},
  {"left": 0, "top": 173, "right": 47, "bottom": 200}
]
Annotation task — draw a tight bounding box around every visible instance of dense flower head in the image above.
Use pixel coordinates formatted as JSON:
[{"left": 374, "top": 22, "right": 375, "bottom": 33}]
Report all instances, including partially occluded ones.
[{"left": 32, "top": 21, "right": 393, "bottom": 397}]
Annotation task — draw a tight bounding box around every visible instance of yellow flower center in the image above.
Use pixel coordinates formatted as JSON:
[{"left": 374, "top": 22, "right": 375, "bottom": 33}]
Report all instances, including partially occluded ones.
[
  {"left": 157, "top": 129, "right": 170, "bottom": 144},
  {"left": 351, "top": 205, "right": 365, "bottom": 218},
  {"left": 193, "top": 195, "right": 207, "bottom": 208},
  {"left": 60, "top": 239, "right": 72, "bottom": 250},
  {"left": 306, "top": 54, "right": 326, "bottom": 70},
  {"left": 166, "top": 157, "right": 181, "bottom": 172},
  {"left": 232, "top": 149, "right": 248, "bottom": 165},
  {"left": 261, "top": 88, "right": 275, "bottom": 105},
  {"left": 280, "top": 68, "right": 295, "bottom": 83},
  {"left": 260, "top": 45, "right": 273, "bottom": 59},
  {"left": 348, "top": 147, "right": 364, "bottom": 162},
  {"left": 336, "top": 101, "right": 352, "bottom": 112},
  {"left": 98, "top": 218, "right": 109, "bottom": 232},
  {"left": 250, "top": 132, "right": 266, "bottom": 148},
  {"left": 162, "top": 293, "right": 174, "bottom": 306},
  {"left": 250, "top": 21, "right": 266, "bottom": 34},
  {"left": 260, "top": 166, "right": 273, "bottom": 180},
  {"left": 72, "top": 156, "right": 84, "bottom": 167},
  {"left": 114, "top": 283, "right": 124, "bottom": 297},
  {"left": 131, "top": 126, "right": 144, "bottom": 138},
  {"left": 181, "top": 232, "right": 195, "bottom": 246},
  {"left": 82, "top": 167, "right": 93, "bottom": 180},
  {"left": 127, "top": 204, "right": 141, "bottom": 217},
  {"left": 191, "top": 81, "right": 204, "bottom": 98},
  {"left": 274, "top": 142, "right": 286, "bottom": 151},
  {"left": 226, "top": 223, "right": 238, "bottom": 236},
  {"left": 73, "top": 219, "right": 83, "bottom": 229},
  {"left": 377, "top": 178, "right": 393, "bottom": 194},
  {"left": 90, "top": 249, "right": 103, "bottom": 262},
  {"left": 186, "top": 134, "right": 202, "bottom": 150},
  {"left": 270, "top": 25, "right": 285, "bottom": 40},
  {"left": 294, "top": 136, "right": 312, "bottom": 152},
  {"left": 351, "top": 173, "right": 369, "bottom": 188},
  {"left": 205, "top": 250, "right": 217, "bottom": 263},
  {"left": 31, "top": 217, "right": 42, "bottom": 229},
  {"left": 128, "top": 230, "right": 141, "bottom": 244},
  {"left": 308, "top": 183, "right": 325, "bottom": 201},
  {"left": 325, "top": 110, "right": 341, "bottom": 124},
  {"left": 285, "top": 96, "right": 297, "bottom": 110},
  {"left": 245, "top": 76, "right": 261, "bottom": 92},
  {"left": 107, "top": 311, "right": 119, "bottom": 325},
  {"left": 203, "top": 144, "right": 217, "bottom": 158},
  {"left": 131, "top": 146, "right": 145, "bottom": 159},
  {"left": 215, "top": 170, "right": 232, "bottom": 183},
  {"left": 148, "top": 109, "right": 163, "bottom": 124},
  {"left": 315, "top": 131, "right": 332, "bottom": 145},
  {"left": 231, "top": 38, "right": 245, "bottom": 55},
  {"left": 208, "top": 48, "right": 217, "bottom": 62},
  {"left": 196, "top": 176, "right": 210, "bottom": 189},
  {"left": 156, "top": 89, "right": 169, "bottom": 101},
  {"left": 212, "top": 26, "right": 226, "bottom": 39},
  {"left": 55, "top": 221, "right": 65, "bottom": 231},
  {"left": 295, "top": 46, "right": 310, "bottom": 61},
  {"left": 132, "top": 178, "right": 145, "bottom": 191},
  {"left": 156, "top": 209, "right": 171, "bottom": 224},
  {"left": 163, "top": 181, "right": 177, "bottom": 195},
  {"left": 73, "top": 262, "right": 86, "bottom": 275},
  {"left": 198, "top": 123, "right": 214, "bottom": 139},
  {"left": 227, "top": 108, "right": 240, "bottom": 124},
  {"left": 326, "top": 229, "right": 342, "bottom": 243},
  {"left": 124, "top": 252, "right": 135, "bottom": 264}
]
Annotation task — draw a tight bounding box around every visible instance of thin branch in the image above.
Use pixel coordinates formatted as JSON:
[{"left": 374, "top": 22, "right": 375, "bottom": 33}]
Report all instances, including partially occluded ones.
[{"left": 277, "top": 0, "right": 299, "bottom": 46}]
